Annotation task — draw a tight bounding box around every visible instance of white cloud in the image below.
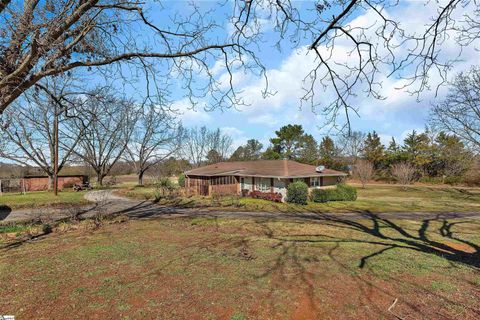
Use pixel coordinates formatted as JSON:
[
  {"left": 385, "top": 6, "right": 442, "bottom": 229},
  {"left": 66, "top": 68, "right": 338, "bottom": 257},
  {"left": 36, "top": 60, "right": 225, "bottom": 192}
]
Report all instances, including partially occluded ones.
[
  {"left": 170, "top": 0, "right": 479, "bottom": 144},
  {"left": 378, "top": 134, "right": 394, "bottom": 147},
  {"left": 248, "top": 113, "right": 279, "bottom": 126},
  {"left": 220, "top": 126, "right": 244, "bottom": 137},
  {"left": 171, "top": 98, "right": 212, "bottom": 126},
  {"left": 223, "top": 128, "right": 248, "bottom": 152}
]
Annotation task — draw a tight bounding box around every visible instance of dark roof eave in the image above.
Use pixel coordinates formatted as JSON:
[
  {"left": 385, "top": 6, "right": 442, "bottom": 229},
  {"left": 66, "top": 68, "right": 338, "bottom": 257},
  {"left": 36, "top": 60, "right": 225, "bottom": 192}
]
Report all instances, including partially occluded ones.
[
  {"left": 185, "top": 173, "right": 347, "bottom": 178},
  {"left": 236, "top": 173, "right": 348, "bottom": 178}
]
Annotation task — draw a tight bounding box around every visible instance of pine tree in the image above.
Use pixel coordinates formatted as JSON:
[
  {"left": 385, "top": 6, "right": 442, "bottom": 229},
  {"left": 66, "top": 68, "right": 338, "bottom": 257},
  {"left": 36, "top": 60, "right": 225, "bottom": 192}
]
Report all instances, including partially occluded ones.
[
  {"left": 362, "top": 131, "right": 385, "bottom": 169},
  {"left": 319, "top": 136, "right": 342, "bottom": 169},
  {"left": 269, "top": 124, "right": 305, "bottom": 160},
  {"left": 298, "top": 134, "right": 319, "bottom": 164}
]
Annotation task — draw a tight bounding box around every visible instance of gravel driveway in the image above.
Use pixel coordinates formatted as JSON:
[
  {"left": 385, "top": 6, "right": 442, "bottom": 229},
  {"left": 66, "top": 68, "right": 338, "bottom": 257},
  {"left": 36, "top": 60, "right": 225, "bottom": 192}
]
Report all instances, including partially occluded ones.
[{"left": 2, "top": 189, "right": 480, "bottom": 224}]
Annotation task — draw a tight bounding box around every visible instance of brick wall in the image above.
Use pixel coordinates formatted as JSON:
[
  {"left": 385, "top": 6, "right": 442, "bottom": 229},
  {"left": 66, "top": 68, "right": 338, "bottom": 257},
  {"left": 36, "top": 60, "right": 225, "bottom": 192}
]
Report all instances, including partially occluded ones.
[{"left": 24, "top": 176, "right": 86, "bottom": 191}]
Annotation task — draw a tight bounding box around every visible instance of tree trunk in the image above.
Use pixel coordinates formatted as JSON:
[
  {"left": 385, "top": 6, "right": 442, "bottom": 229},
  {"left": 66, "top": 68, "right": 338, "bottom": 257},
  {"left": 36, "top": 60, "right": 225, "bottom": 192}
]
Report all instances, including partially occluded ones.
[
  {"left": 48, "top": 174, "right": 54, "bottom": 191},
  {"left": 138, "top": 171, "right": 144, "bottom": 186},
  {"left": 97, "top": 173, "right": 104, "bottom": 186}
]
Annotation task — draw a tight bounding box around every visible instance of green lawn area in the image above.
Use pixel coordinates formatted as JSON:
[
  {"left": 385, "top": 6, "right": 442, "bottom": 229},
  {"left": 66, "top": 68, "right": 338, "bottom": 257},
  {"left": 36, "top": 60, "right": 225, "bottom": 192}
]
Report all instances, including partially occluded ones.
[
  {"left": 119, "top": 184, "right": 480, "bottom": 213},
  {"left": 0, "top": 190, "right": 88, "bottom": 209},
  {"left": 1, "top": 216, "right": 478, "bottom": 319}
]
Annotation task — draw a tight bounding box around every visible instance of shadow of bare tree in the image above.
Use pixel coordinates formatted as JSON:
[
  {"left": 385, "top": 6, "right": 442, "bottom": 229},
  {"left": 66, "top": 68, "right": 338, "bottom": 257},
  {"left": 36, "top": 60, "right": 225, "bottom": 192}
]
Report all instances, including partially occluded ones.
[
  {"left": 0, "top": 205, "right": 12, "bottom": 220},
  {"left": 312, "top": 211, "right": 480, "bottom": 269},
  {"left": 249, "top": 212, "right": 480, "bottom": 319}
]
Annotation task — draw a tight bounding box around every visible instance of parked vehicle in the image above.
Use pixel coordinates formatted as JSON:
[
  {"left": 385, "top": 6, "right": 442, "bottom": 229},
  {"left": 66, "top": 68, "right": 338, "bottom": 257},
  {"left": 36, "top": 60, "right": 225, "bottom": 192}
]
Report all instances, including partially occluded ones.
[{"left": 73, "top": 182, "right": 93, "bottom": 192}]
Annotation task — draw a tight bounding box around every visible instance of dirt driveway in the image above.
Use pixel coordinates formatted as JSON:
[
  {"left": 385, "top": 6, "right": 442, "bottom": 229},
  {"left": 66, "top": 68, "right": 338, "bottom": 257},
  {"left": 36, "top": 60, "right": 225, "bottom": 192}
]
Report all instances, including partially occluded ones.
[{"left": 2, "top": 189, "right": 480, "bottom": 224}]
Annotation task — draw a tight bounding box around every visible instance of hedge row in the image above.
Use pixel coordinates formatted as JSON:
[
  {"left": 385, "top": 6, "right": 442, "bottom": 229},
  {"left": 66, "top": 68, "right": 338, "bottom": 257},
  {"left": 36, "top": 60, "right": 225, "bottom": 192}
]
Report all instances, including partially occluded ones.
[{"left": 310, "top": 184, "right": 357, "bottom": 203}]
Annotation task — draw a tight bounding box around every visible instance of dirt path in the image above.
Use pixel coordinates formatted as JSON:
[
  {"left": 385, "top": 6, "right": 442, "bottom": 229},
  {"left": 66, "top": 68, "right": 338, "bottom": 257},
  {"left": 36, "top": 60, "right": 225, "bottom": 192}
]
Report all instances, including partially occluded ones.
[{"left": 1, "top": 189, "right": 480, "bottom": 224}]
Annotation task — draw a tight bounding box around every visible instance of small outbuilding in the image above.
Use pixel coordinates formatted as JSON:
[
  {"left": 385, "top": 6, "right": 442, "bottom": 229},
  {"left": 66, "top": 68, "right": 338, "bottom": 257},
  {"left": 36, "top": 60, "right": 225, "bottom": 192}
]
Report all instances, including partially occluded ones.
[
  {"left": 23, "top": 175, "right": 88, "bottom": 192},
  {"left": 185, "top": 160, "right": 347, "bottom": 200}
]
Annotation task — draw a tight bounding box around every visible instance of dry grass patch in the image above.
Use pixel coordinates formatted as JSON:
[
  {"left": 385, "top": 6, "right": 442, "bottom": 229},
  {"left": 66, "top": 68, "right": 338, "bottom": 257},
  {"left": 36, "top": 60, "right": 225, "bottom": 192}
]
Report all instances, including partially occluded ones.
[{"left": 0, "top": 215, "right": 479, "bottom": 319}]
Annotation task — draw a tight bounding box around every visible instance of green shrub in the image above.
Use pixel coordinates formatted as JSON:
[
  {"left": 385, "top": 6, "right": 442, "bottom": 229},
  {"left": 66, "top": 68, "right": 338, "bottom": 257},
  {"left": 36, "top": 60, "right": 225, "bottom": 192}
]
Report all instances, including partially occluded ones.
[
  {"left": 310, "top": 188, "right": 328, "bottom": 203},
  {"left": 177, "top": 173, "right": 186, "bottom": 187},
  {"left": 153, "top": 177, "right": 177, "bottom": 202},
  {"left": 336, "top": 183, "right": 357, "bottom": 201},
  {"left": 310, "top": 184, "right": 357, "bottom": 203},
  {"left": 286, "top": 181, "right": 308, "bottom": 205},
  {"left": 325, "top": 188, "right": 343, "bottom": 201}
]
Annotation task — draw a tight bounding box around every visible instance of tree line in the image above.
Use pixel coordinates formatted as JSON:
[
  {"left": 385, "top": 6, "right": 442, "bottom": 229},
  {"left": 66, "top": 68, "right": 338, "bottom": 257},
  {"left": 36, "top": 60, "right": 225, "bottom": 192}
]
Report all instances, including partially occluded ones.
[
  {"left": 1, "top": 68, "right": 479, "bottom": 188},
  {"left": 226, "top": 125, "right": 478, "bottom": 186},
  {"left": 0, "top": 81, "right": 184, "bottom": 186}
]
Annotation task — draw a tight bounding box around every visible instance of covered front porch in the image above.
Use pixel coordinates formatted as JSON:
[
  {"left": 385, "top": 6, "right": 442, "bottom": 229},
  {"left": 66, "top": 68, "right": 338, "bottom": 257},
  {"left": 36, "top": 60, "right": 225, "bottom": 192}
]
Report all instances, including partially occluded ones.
[{"left": 185, "top": 174, "right": 341, "bottom": 199}]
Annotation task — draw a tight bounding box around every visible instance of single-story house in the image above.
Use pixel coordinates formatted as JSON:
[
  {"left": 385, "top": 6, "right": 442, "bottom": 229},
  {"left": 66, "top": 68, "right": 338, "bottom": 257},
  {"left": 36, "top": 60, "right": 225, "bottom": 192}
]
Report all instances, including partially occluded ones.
[{"left": 184, "top": 160, "right": 347, "bottom": 200}]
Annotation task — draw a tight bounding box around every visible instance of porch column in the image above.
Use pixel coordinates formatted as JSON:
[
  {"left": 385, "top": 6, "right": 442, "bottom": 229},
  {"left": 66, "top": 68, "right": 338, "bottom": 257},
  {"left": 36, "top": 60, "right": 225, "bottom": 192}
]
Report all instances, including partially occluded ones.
[{"left": 236, "top": 176, "right": 241, "bottom": 194}]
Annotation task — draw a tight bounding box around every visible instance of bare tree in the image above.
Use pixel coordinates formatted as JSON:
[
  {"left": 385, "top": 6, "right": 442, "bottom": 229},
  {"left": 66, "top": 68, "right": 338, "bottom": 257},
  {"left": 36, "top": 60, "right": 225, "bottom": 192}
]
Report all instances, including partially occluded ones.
[
  {"left": 0, "top": 1, "right": 264, "bottom": 114},
  {"left": 353, "top": 159, "right": 374, "bottom": 188},
  {"left": 1, "top": 1, "right": 479, "bottom": 132},
  {"left": 0, "top": 79, "right": 85, "bottom": 188},
  {"left": 216, "top": 0, "right": 480, "bottom": 131},
  {"left": 209, "top": 128, "right": 234, "bottom": 161},
  {"left": 181, "top": 126, "right": 210, "bottom": 168},
  {"left": 430, "top": 67, "right": 480, "bottom": 151},
  {"left": 125, "top": 104, "right": 184, "bottom": 186},
  {"left": 391, "top": 162, "right": 416, "bottom": 190},
  {"left": 338, "top": 131, "right": 366, "bottom": 165},
  {"left": 71, "top": 89, "right": 137, "bottom": 185},
  {"left": 264, "top": 0, "right": 480, "bottom": 131},
  {"left": 181, "top": 126, "right": 233, "bottom": 167}
]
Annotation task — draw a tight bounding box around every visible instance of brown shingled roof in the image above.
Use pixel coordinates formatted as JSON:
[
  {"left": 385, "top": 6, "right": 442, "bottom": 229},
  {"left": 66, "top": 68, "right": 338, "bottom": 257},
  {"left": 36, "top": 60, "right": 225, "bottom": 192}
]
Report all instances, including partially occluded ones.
[{"left": 185, "top": 160, "right": 347, "bottom": 178}]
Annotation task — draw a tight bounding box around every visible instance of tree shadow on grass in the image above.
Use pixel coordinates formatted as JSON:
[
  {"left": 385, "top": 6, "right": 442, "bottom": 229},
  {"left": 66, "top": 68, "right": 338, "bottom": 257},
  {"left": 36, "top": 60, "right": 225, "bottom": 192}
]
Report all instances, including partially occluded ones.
[
  {"left": 252, "top": 212, "right": 480, "bottom": 318},
  {"left": 323, "top": 211, "right": 480, "bottom": 269},
  {"left": 0, "top": 205, "right": 12, "bottom": 220}
]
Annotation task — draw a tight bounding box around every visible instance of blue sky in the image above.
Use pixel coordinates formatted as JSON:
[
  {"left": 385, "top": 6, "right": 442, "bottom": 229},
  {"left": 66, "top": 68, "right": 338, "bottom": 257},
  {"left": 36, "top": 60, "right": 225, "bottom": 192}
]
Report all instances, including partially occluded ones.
[{"left": 134, "top": 1, "right": 478, "bottom": 150}]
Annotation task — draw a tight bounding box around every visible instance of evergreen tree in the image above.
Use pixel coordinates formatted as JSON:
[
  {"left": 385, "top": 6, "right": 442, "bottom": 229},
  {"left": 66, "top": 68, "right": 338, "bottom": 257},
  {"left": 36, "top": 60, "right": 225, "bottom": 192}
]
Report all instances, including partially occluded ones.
[
  {"left": 229, "top": 146, "right": 246, "bottom": 161},
  {"left": 262, "top": 147, "right": 281, "bottom": 160},
  {"left": 385, "top": 137, "right": 407, "bottom": 165},
  {"left": 298, "top": 134, "right": 319, "bottom": 164},
  {"left": 270, "top": 124, "right": 305, "bottom": 160},
  {"left": 230, "top": 139, "right": 264, "bottom": 161},
  {"left": 362, "top": 131, "right": 385, "bottom": 169},
  {"left": 243, "top": 139, "right": 263, "bottom": 160},
  {"left": 402, "top": 130, "right": 432, "bottom": 175},
  {"left": 206, "top": 149, "right": 223, "bottom": 164},
  {"left": 434, "top": 132, "right": 472, "bottom": 178},
  {"left": 319, "top": 136, "right": 336, "bottom": 167}
]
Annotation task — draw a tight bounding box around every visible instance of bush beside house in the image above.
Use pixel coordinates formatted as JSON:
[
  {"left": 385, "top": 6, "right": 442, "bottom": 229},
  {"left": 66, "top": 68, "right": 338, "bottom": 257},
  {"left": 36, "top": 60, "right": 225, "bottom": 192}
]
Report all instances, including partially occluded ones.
[
  {"left": 177, "top": 173, "right": 185, "bottom": 187},
  {"left": 286, "top": 181, "right": 309, "bottom": 205},
  {"left": 310, "top": 184, "right": 357, "bottom": 203},
  {"left": 250, "top": 190, "right": 283, "bottom": 202}
]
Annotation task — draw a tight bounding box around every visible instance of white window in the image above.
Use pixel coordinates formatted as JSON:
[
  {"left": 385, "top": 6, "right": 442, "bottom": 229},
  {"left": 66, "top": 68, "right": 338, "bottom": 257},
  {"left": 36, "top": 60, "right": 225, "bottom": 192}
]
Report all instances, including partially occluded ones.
[
  {"left": 256, "top": 178, "right": 270, "bottom": 192},
  {"left": 311, "top": 177, "right": 321, "bottom": 187}
]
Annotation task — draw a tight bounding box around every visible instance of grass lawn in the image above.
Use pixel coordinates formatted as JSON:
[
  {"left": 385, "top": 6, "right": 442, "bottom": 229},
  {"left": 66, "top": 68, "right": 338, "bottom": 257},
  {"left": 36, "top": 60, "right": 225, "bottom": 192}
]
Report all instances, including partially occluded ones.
[
  {"left": 119, "top": 184, "right": 480, "bottom": 213},
  {"left": 0, "top": 190, "right": 88, "bottom": 209},
  {"left": 1, "top": 215, "right": 479, "bottom": 319}
]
